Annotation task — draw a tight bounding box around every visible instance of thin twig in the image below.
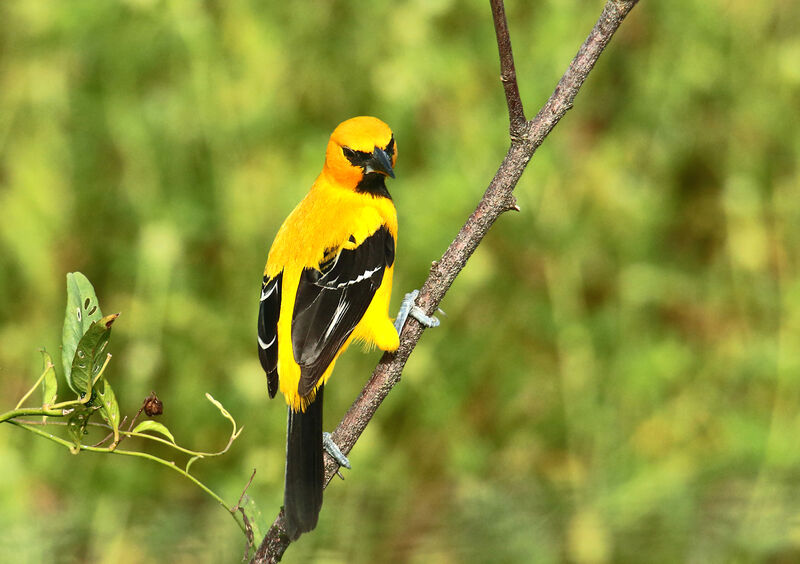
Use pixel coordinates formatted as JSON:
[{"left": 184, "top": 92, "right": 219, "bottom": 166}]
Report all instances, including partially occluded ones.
[
  {"left": 490, "top": 0, "right": 526, "bottom": 136},
  {"left": 251, "top": 1, "right": 639, "bottom": 561},
  {"left": 126, "top": 396, "right": 148, "bottom": 432},
  {"left": 233, "top": 469, "right": 258, "bottom": 513},
  {"left": 234, "top": 469, "right": 259, "bottom": 561}
]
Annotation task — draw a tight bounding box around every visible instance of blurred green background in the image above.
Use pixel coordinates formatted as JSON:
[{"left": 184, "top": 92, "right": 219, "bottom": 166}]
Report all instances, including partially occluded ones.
[{"left": 2, "top": 0, "right": 799, "bottom": 562}]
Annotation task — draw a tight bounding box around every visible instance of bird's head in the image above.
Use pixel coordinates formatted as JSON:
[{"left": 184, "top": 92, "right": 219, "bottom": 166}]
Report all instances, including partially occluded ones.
[{"left": 323, "top": 116, "right": 397, "bottom": 197}]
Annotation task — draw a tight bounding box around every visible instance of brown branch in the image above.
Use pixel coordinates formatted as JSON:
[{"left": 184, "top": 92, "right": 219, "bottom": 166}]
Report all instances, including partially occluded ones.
[
  {"left": 251, "top": 1, "right": 639, "bottom": 561},
  {"left": 491, "top": 0, "right": 526, "bottom": 136}
]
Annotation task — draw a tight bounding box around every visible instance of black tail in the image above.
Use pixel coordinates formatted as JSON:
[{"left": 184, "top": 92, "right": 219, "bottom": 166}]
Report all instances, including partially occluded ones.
[{"left": 284, "top": 384, "right": 324, "bottom": 540}]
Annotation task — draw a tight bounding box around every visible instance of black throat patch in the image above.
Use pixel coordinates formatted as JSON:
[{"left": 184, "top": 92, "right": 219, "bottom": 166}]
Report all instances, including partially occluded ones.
[{"left": 356, "top": 173, "right": 392, "bottom": 199}]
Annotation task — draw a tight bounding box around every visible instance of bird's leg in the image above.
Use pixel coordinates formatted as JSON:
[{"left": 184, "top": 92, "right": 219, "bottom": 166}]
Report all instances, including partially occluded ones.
[
  {"left": 322, "top": 431, "right": 351, "bottom": 470},
  {"left": 394, "top": 289, "right": 441, "bottom": 334}
]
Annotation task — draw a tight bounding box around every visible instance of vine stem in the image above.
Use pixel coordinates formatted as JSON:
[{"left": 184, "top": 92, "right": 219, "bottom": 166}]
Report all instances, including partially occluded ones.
[
  {"left": 13, "top": 362, "right": 52, "bottom": 410},
  {"left": 0, "top": 406, "right": 66, "bottom": 423},
  {"left": 6, "top": 419, "right": 249, "bottom": 537}
]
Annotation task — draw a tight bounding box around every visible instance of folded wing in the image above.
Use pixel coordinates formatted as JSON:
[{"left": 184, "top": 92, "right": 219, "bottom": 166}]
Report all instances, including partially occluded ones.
[{"left": 292, "top": 226, "right": 395, "bottom": 396}]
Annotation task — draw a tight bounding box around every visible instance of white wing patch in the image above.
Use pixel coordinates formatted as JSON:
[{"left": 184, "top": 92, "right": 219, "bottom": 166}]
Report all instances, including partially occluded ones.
[
  {"left": 327, "top": 265, "right": 382, "bottom": 290},
  {"left": 258, "top": 334, "right": 277, "bottom": 350},
  {"left": 323, "top": 296, "right": 350, "bottom": 341},
  {"left": 260, "top": 279, "right": 279, "bottom": 302}
]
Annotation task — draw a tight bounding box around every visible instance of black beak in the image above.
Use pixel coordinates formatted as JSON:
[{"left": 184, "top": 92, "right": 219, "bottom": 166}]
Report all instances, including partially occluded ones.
[{"left": 368, "top": 147, "right": 395, "bottom": 178}]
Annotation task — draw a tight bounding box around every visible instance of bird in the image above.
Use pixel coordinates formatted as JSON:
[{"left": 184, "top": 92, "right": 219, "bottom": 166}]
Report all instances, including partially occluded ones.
[{"left": 257, "top": 116, "right": 438, "bottom": 540}]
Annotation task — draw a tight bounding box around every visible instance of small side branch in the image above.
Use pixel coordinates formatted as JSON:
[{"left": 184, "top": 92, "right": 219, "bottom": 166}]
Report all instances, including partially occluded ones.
[
  {"left": 251, "top": 1, "right": 639, "bottom": 562},
  {"left": 490, "top": 0, "right": 526, "bottom": 136}
]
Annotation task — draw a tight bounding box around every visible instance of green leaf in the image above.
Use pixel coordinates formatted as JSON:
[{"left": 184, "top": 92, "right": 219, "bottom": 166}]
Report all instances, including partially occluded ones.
[
  {"left": 132, "top": 420, "right": 176, "bottom": 443},
  {"left": 66, "top": 407, "right": 92, "bottom": 454},
  {"left": 97, "top": 379, "right": 120, "bottom": 430},
  {"left": 68, "top": 313, "right": 118, "bottom": 397},
  {"left": 62, "top": 273, "right": 104, "bottom": 384},
  {"left": 40, "top": 349, "right": 58, "bottom": 422}
]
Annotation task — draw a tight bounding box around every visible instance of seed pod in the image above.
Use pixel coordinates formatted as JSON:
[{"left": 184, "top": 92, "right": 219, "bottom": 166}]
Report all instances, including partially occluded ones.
[{"left": 143, "top": 392, "right": 163, "bottom": 417}]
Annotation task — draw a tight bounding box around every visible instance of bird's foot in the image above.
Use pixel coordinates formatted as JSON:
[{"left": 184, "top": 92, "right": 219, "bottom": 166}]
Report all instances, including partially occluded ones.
[
  {"left": 394, "top": 289, "right": 442, "bottom": 334},
  {"left": 322, "top": 432, "right": 351, "bottom": 470}
]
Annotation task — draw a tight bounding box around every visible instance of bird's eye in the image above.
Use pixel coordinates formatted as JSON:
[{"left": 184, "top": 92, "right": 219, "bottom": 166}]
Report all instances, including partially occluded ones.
[
  {"left": 342, "top": 146, "right": 371, "bottom": 167},
  {"left": 385, "top": 137, "right": 395, "bottom": 157}
]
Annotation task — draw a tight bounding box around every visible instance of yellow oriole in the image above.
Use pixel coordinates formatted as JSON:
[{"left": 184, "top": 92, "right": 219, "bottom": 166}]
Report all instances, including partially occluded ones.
[{"left": 258, "top": 116, "right": 401, "bottom": 539}]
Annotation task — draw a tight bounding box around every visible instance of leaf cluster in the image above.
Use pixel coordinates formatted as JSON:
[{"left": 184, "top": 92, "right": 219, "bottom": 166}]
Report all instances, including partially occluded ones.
[{"left": 1, "top": 273, "right": 262, "bottom": 550}]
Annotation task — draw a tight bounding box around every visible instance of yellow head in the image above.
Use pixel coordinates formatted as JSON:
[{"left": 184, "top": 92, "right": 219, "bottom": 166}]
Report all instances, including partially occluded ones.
[{"left": 323, "top": 116, "right": 397, "bottom": 197}]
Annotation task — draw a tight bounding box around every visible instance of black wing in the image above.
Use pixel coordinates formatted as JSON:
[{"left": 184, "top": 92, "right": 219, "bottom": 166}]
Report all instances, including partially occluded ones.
[
  {"left": 258, "top": 271, "right": 283, "bottom": 398},
  {"left": 292, "top": 226, "right": 395, "bottom": 396}
]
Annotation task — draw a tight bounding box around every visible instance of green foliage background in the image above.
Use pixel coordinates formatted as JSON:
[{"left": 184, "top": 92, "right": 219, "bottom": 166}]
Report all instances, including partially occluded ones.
[{"left": 2, "top": 0, "right": 799, "bottom": 562}]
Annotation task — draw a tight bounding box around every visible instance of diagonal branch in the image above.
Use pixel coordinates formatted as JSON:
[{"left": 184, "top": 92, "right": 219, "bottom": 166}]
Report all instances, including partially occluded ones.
[{"left": 252, "top": 1, "right": 639, "bottom": 561}]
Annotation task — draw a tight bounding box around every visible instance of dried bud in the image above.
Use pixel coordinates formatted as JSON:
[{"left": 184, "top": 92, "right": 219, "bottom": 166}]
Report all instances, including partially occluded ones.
[{"left": 143, "top": 392, "right": 163, "bottom": 417}]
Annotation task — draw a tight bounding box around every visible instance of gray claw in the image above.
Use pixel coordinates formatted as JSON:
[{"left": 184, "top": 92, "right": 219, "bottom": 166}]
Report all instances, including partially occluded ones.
[
  {"left": 395, "top": 289, "right": 440, "bottom": 333},
  {"left": 322, "top": 431, "right": 351, "bottom": 470},
  {"left": 411, "top": 305, "right": 440, "bottom": 328}
]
